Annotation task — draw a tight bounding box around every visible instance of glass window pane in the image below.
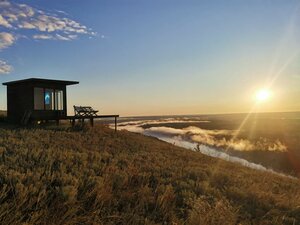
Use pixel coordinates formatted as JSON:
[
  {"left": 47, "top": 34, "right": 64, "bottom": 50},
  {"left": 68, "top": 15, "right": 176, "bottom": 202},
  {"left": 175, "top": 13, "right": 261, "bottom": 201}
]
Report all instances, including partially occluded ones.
[
  {"left": 45, "top": 89, "right": 54, "bottom": 110},
  {"left": 34, "top": 88, "right": 44, "bottom": 110},
  {"left": 55, "top": 90, "right": 64, "bottom": 110}
]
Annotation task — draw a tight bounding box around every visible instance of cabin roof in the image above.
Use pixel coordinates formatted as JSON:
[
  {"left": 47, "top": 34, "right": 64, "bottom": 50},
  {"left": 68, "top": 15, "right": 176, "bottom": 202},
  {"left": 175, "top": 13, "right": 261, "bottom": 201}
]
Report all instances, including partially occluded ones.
[{"left": 2, "top": 78, "right": 79, "bottom": 86}]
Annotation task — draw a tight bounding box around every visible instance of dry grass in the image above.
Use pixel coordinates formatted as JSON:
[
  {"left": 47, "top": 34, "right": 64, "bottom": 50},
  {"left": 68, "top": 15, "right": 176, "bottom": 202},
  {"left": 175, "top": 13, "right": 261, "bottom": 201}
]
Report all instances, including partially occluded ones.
[{"left": 0, "top": 125, "right": 299, "bottom": 224}]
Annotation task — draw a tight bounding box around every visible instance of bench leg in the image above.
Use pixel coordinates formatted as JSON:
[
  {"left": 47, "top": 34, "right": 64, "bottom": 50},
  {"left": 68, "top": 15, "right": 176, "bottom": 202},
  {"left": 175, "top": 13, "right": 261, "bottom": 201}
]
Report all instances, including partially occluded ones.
[
  {"left": 90, "top": 118, "right": 94, "bottom": 127},
  {"left": 115, "top": 117, "right": 117, "bottom": 132}
]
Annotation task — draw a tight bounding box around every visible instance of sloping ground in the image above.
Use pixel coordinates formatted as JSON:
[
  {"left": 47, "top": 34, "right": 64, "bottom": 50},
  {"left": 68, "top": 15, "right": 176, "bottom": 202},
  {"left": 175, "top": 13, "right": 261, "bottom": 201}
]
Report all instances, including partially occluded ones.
[{"left": 0, "top": 125, "right": 299, "bottom": 225}]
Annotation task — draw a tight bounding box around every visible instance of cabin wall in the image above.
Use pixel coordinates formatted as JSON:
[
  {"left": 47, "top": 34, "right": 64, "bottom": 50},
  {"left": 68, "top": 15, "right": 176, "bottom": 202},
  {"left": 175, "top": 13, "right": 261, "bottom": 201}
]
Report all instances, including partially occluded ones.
[{"left": 7, "top": 84, "right": 33, "bottom": 122}]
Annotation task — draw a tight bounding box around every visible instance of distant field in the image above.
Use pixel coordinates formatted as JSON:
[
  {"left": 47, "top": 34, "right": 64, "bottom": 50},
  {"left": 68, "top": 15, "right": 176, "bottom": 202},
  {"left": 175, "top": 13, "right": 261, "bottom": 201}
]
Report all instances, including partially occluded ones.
[{"left": 0, "top": 125, "right": 299, "bottom": 224}]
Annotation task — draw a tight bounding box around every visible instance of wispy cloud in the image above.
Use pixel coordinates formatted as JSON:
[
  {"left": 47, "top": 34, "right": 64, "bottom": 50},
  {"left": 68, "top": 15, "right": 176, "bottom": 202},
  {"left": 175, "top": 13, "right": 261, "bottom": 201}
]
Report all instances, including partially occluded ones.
[
  {"left": 33, "top": 34, "right": 78, "bottom": 41},
  {"left": 0, "top": 1, "right": 94, "bottom": 36},
  {"left": 32, "top": 34, "right": 53, "bottom": 40},
  {"left": 0, "top": 0, "right": 96, "bottom": 74},
  {"left": 0, "top": 32, "right": 15, "bottom": 50},
  {"left": 0, "top": 14, "right": 12, "bottom": 28},
  {"left": 0, "top": 60, "right": 13, "bottom": 74}
]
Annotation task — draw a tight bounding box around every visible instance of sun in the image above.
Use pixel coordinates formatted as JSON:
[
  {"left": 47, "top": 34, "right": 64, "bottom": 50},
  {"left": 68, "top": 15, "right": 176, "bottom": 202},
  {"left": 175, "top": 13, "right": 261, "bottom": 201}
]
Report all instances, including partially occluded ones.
[{"left": 255, "top": 89, "right": 271, "bottom": 102}]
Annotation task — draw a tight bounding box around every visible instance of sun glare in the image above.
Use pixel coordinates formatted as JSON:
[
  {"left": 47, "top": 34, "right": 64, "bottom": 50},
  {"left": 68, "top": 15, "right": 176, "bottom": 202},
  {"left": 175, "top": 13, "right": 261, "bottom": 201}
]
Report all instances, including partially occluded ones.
[{"left": 255, "top": 89, "right": 271, "bottom": 102}]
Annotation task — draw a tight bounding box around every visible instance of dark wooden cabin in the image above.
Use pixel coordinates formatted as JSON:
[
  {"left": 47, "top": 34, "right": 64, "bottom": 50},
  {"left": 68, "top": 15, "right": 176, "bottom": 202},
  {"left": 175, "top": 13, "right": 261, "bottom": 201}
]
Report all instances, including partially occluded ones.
[{"left": 2, "top": 78, "right": 79, "bottom": 123}]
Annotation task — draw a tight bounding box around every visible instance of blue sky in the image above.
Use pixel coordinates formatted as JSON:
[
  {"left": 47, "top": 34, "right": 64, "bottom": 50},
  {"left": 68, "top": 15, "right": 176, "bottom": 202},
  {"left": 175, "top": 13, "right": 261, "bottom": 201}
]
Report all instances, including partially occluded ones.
[{"left": 1, "top": 0, "right": 300, "bottom": 116}]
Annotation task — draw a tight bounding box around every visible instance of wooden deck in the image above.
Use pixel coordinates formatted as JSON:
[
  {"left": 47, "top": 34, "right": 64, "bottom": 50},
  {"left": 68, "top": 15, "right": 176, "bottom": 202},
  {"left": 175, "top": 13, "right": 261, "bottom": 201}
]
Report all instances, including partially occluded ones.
[{"left": 65, "top": 115, "right": 119, "bottom": 130}]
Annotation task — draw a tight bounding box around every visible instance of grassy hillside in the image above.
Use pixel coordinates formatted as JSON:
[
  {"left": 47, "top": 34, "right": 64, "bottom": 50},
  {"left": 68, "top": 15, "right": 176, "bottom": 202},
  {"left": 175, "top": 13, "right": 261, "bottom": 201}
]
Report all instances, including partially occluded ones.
[{"left": 0, "top": 125, "right": 299, "bottom": 225}]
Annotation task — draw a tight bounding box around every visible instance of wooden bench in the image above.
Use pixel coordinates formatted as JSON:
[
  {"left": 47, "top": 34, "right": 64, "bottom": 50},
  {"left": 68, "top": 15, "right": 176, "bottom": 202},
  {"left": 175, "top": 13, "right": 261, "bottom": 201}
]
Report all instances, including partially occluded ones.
[
  {"left": 71, "top": 105, "right": 118, "bottom": 130},
  {"left": 74, "top": 105, "right": 99, "bottom": 116}
]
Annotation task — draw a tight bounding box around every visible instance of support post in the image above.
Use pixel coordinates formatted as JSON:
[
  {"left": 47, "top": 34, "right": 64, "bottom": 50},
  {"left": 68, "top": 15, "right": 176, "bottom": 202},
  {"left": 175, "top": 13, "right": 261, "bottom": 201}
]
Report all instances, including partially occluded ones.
[
  {"left": 115, "top": 116, "right": 117, "bottom": 132},
  {"left": 72, "top": 119, "right": 75, "bottom": 127},
  {"left": 90, "top": 117, "right": 94, "bottom": 127}
]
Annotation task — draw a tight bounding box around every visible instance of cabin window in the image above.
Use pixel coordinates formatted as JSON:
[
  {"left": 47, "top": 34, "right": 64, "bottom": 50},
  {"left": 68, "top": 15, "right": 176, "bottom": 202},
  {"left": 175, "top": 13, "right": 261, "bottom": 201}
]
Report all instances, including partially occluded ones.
[
  {"left": 34, "top": 88, "right": 44, "bottom": 110},
  {"left": 55, "top": 90, "right": 63, "bottom": 110},
  {"left": 34, "top": 88, "right": 64, "bottom": 110},
  {"left": 45, "top": 89, "right": 54, "bottom": 110}
]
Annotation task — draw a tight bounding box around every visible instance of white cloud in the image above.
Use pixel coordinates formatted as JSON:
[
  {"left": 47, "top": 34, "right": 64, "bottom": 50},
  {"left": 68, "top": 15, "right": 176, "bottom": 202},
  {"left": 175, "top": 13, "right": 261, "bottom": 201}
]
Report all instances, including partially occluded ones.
[
  {"left": 55, "top": 10, "right": 69, "bottom": 16},
  {"left": 0, "top": 1, "right": 93, "bottom": 36},
  {"left": 33, "top": 34, "right": 54, "bottom": 40},
  {"left": 0, "top": 14, "right": 12, "bottom": 28},
  {"left": 0, "top": 32, "right": 15, "bottom": 50},
  {"left": 55, "top": 34, "right": 72, "bottom": 41},
  {"left": 19, "top": 21, "right": 35, "bottom": 29},
  {"left": 0, "top": 0, "right": 96, "bottom": 74},
  {"left": 0, "top": 60, "right": 13, "bottom": 74},
  {"left": 33, "top": 33, "right": 78, "bottom": 41}
]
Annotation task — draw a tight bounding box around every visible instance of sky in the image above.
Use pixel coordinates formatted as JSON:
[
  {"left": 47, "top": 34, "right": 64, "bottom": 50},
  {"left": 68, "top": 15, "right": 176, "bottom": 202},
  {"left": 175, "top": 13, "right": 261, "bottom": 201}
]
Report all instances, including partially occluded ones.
[{"left": 0, "top": 0, "right": 300, "bottom": 116}]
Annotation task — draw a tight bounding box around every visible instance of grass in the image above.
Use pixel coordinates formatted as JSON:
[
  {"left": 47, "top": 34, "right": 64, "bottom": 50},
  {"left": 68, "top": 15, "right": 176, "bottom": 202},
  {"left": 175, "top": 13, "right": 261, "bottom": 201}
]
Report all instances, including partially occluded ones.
[{"left": 0, "top": 124, "right": 299, "bottom": 224}]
